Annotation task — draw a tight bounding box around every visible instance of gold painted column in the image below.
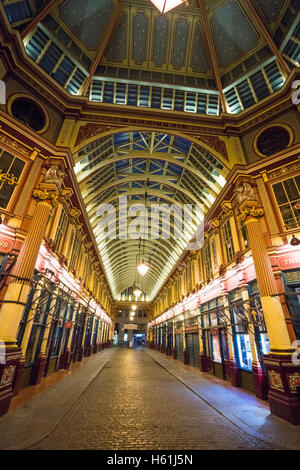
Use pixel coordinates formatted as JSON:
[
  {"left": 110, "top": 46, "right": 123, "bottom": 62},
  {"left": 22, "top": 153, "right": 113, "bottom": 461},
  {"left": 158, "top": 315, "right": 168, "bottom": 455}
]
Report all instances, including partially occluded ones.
[
  {"left": 237, "top": 182, "right": 300, "bottom": 424},
  {"left": 239, "top": 203, "right": 292, "bottom": 353},
  {"left": 0, "top": 184, "right": 58, "bottom": 345},
  {"left": 0, "top": 167, "right": 64, "bottom": 415}
]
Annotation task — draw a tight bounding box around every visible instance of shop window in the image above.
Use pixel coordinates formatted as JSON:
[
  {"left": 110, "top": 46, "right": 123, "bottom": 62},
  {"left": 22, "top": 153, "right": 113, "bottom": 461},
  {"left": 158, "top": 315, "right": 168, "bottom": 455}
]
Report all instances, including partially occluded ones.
[
  {"left": 211, "top": 331, "right": 222, "bottom": 363},
  {"left": 11, "top": 97, "right": 46, "bottom": 132},
  {"left": 0, "top": 147, "right": 26, "bottom": 209},
  {"left": 201, "top": 298, "right": 225, "bottom": 363},
  {"left": 222, "top": 219, "right": 234, "bottom": 262},
  {"left": 235, "top": 334, "right": 252, "bottom": 370},
  {"left": 203, "top": 243, "right": 212, "bottom": 280},
  {"left": 248, "top": 281, "right": 270, "bottom": 360},
  {"left": 24, "top": 283, "right": 53, "bottom": 365},
  {"left": 54, "top": 208, "right": 68, "bottom": 252},
  {"left": 272, "top": 176, "right": 300, "bottom": 229},
  {"left": 230, "top": 293, "right": 252, "bottom": 371},
  {"left": 284, "top": 272, "right": 300, "bottom": 339}
]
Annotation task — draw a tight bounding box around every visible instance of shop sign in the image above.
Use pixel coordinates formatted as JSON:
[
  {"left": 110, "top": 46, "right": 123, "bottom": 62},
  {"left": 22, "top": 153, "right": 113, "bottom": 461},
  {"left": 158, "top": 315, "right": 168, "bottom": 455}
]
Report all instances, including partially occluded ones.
[
  {"left": 285, "top": 271, "right": 300, "bottom": 284},
  {"left": 279, "top": 254, "right": 300, "bottom": 270},
  {"left": 185, "top": 325, "right": 198, "bottom": 332},
  {"left": 64, "top": 321, "right": 73, "bottom": 329},
  {"left": 0, "top": 236, "right": 13, "bottom": 252},
  {"left": 124, "top": 324, "right": 137, "bottom": 330}
]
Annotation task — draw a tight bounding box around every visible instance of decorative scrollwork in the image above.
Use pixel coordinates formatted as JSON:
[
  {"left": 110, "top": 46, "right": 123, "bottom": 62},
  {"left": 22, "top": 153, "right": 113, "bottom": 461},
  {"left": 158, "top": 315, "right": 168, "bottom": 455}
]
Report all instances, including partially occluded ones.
[
  {"left": 238, "top": 207, "right": 264, "bottom": 222},
  {"left": 0, "top": 170, "right": 18, "bottom": 185}
]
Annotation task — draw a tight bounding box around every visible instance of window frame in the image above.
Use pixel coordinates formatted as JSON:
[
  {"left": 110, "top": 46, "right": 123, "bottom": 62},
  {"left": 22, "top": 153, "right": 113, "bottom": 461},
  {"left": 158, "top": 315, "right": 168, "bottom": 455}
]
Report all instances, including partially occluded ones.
[
  {"left": 0, "top": 146, "right": 28, "bottom": 212},
  {"left": 270, "top": 174, "right": 300, "bottom": 231},
  {"left": 221, "top": 219, "right": 235, "bottom": 263}
]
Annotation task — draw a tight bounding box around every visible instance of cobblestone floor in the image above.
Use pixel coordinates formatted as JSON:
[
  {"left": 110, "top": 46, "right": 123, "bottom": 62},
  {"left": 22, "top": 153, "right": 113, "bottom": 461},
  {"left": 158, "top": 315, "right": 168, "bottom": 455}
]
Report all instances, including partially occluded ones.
[{"left": 30, "top": 348, "right": 275, "bottom": 450}]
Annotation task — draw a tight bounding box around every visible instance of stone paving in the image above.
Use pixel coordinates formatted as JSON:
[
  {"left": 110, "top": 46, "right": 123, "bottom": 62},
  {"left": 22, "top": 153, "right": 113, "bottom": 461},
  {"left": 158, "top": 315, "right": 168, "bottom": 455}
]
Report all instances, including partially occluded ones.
[{"left": 29, "top": 348, "right": 275, "bottom": 450}]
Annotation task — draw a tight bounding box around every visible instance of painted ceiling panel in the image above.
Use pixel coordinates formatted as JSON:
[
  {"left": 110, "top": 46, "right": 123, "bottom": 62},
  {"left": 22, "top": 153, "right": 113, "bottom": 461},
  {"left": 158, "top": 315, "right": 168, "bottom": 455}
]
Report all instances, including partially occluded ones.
[
  {"left": 255, "top": 0, "right": 285, "bottom": 21},
  {"left": 190, "top": 22, "right": 209, "bottom": 73},
  {"left": 105, "top": 14, "right": 127, "bottom": 62},
  {"left": 211, "top": 0, "right": 259, "bottom": 69},
  {"left": 60, "top": 0, "right": 114, "bottom": 49},
  {"left": 132, "top": 11, "right": 148, "bottom": 65},
  {"left": 171, "top": 17, "right": 190, "bottom": 69},
  {"left": 152, "top": 15, "right": 169, "bottom": 67}
]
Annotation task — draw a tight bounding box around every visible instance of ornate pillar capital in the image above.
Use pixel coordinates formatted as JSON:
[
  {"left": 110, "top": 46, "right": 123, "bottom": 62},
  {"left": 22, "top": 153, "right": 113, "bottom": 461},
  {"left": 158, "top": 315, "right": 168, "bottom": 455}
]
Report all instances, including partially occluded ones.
[
  {"left": 32, "top": 187, "right": 59, "bottom": 208},
  {"left": 238, "top": 202, "right": 264, "bottom": 223}
]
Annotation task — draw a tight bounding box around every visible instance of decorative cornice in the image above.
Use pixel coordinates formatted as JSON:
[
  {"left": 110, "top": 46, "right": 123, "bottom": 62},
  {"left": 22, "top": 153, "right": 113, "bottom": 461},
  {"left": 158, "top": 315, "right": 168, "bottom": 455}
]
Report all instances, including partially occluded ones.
[{"left": 0, "top": 130, "right": 32, "bottom": 157}]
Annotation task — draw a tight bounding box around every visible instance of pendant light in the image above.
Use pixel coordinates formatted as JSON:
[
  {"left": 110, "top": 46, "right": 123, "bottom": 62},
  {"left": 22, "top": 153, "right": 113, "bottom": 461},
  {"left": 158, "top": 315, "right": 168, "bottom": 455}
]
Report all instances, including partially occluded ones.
[{"left": 150, "top": 0, "right": 189, "bottom": 14}]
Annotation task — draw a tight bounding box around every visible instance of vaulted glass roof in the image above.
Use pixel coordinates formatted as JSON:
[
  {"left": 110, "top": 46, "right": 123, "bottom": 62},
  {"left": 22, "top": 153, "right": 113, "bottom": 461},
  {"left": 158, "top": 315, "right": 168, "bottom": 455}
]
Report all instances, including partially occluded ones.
[
  {"left": 74, "top": 131, "right": 228, "bottom": 299},
  {"left": 2, "top": 0, "right": 299, "bottom": 300}
]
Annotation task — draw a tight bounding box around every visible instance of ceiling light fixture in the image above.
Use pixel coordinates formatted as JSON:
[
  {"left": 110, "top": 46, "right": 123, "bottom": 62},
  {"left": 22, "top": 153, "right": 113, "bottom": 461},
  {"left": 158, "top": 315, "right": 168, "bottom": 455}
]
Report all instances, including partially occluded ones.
[
  {"left": 150, "top": 0, "right": 189, "bottom": 14},
  {"left": 133, "top": 288, "right": 142, "bottom": 298},
  {"left": 132, "top": 305, "right": 137, "bottom": 311},
  {"left": 137, "top": 260, "right": 149, "bottom": 276}
]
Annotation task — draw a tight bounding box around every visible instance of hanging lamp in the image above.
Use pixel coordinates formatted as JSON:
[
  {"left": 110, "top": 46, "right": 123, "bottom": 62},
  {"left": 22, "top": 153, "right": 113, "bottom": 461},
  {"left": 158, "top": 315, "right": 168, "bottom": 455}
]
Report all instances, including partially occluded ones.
[{"left": 150, "top": 0, "right": 189, "bottom": 14}]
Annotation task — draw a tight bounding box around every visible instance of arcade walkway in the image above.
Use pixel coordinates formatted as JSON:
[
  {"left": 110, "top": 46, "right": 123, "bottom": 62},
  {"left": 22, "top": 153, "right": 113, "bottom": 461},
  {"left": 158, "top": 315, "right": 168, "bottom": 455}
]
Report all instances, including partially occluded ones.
[{"left": 1, "top": 348, "right": 300, "bottom": 450}]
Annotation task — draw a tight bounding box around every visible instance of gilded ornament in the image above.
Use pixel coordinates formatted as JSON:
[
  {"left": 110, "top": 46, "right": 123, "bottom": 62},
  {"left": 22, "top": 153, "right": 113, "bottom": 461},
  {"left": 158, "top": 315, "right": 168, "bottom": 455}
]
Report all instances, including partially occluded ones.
[
  {"left": 268, "top": 370, "right": 284, "bottom": 392},
  {"left": 0, "top": 170, "right": 18, "bottom": 185},
  {"left": 238, "top": 207, "right": 264, "bottom": 222},
  {"left": 59, "top": 188, "right": 73, "bottom": 202},
  {"left": 32, "top": 188, "right": 59, "bottom": 207},
  {"left": 70, "top": 207, "right": 81, "bottom": 218},
  {"left": 42, "top": 165, "right": 66, "bottom": 190}
]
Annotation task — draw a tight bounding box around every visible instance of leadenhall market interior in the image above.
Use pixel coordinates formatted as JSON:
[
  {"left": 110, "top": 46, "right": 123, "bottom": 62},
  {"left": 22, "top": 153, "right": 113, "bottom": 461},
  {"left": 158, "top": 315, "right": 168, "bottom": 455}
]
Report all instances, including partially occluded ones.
[{"left": 0, "top": 0, "right": 300, "bottom": 452}]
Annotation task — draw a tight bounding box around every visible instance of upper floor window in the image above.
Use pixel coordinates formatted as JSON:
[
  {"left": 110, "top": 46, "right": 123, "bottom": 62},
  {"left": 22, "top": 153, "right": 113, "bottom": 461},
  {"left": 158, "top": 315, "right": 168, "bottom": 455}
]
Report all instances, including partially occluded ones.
[
  {"left": 11, "top": 97, "right": 46, "bottom": 132},
  {"left": 256, "top": 126, "right": 291, "bottom": 157},
  {"left": 273, "top": 176, "right": 300, "bottom": 230},
  {"left": 54, "top": 208, "right": 68, "bottom": 252},
  {"left": 0, "top": 148, "right": 25, "bottom": 209},
  {"left": 203, "top": 243, "right": 212, "bottom": 280},
  {"left": 240, "top": 220, "right": 249, "bottom": 250},
  {"left": 69, "top": 236, "right": 80, "bottom": 271},
  {"left": 222, "top": 219, "right": 234, "bottom": 262}
]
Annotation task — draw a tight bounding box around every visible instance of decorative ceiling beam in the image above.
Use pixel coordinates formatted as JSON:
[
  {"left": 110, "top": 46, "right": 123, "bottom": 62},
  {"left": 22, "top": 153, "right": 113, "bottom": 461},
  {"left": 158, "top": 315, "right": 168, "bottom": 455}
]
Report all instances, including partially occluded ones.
[
  {"left": 81, "top": 0, "right": 125, "bottom": 96},
  {"left": 82, "top": 174, "right": 201, "bottom": 206},
  {"left": 76, "top": 152, "right": 221, "bottom": 194},
  {"left": 21, "top": 0, "right": 61, "bottom": 39},
  {"left": 242, "top": 0, "right": 290, "bottom": 78},
  {"left": 198, "top": 0, "right": 227, "bottom": 113}
]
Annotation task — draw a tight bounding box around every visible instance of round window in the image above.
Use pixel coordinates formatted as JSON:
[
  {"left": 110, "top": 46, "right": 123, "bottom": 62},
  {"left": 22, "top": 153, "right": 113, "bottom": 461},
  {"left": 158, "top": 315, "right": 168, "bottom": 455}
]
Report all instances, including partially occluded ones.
[
  {"left": 11, "top": 97, "right": 46, "bottom": 132},
  {"left": 256, "top": 126, "right": 291, "bottom": 157}
]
